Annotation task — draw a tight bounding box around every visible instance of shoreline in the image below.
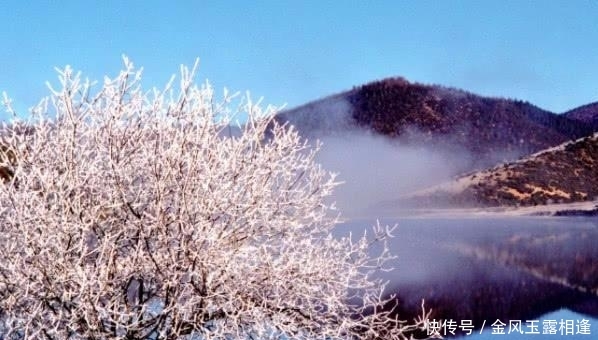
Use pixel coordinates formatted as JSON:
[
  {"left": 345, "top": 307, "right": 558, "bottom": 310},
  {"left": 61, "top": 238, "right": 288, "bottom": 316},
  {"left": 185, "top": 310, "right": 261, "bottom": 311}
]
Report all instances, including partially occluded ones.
[{"left": 374, "top": 200, "right": 598, "bottom": 219}]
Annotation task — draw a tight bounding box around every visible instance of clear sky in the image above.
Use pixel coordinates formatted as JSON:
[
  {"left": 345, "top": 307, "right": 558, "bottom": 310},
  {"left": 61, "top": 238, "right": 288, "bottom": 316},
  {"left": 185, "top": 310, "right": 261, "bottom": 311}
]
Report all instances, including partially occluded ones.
[{"left": 2, "top": 0, "right": 598, "bottom": 121}]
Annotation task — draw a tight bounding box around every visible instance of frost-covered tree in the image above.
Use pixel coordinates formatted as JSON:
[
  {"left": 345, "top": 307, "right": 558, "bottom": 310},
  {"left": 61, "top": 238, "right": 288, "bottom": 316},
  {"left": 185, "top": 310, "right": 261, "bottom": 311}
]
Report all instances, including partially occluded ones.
[{"left": 0, "top": 58, "right": 426, "bottom": 339}]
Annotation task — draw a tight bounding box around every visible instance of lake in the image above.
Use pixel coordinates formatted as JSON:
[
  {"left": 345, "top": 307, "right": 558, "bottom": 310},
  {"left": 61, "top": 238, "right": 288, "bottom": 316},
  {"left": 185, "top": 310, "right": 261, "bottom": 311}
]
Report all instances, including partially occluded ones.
[{"left": 338, "top": 216, "right": 598, "bottom": 339}]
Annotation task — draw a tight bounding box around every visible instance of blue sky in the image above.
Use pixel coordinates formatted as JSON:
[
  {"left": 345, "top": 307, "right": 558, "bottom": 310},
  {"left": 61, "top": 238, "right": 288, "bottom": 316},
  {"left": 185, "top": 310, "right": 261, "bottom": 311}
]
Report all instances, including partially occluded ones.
[{"left": 2, "top": 0, "right": 598, "bottom": 121}]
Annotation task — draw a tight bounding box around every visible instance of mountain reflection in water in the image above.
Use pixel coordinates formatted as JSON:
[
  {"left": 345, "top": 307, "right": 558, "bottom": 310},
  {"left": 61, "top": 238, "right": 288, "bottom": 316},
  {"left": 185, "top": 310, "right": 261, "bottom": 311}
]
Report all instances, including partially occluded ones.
[{"left": 338, "top": 216, "right": 598, "bottom": 338}]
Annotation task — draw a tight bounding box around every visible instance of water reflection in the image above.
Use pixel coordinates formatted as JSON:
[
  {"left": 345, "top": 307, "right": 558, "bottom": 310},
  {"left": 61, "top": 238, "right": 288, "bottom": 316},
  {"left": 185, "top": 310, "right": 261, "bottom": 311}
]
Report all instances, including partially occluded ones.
[{"left": 338, "top": 216, "right": 598, "bottom": 338}]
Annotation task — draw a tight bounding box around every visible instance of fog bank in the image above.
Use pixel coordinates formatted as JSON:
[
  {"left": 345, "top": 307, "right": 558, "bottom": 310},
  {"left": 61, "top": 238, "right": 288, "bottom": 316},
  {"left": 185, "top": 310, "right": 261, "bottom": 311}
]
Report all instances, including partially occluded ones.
[{"left": 315, "top": 131, "right": 472, "bottom": 217}]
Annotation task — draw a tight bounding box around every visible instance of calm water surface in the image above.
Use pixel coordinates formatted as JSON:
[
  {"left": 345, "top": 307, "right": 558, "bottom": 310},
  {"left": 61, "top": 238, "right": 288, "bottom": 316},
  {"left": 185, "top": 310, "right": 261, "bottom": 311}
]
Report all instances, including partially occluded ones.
[{"left": 338, "top": 216, "right": 598, "bottom": 339}]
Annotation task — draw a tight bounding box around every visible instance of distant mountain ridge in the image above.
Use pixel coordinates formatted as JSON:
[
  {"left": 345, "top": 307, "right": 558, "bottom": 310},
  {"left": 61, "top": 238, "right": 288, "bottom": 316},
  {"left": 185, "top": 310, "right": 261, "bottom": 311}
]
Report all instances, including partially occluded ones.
[
  {"left": 564, "top": 102, "right": 598, "bottom": 129},
  {"left": 276, "top": 77, "right": 596, "bottom": 169},
  {"left": 273, "top": 77, "right": 598, "bottom": 209}
]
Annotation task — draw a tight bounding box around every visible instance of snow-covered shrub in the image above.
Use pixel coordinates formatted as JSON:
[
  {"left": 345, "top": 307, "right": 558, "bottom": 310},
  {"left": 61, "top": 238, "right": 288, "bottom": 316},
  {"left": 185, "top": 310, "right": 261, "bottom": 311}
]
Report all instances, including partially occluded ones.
[{"left": 0, "top": 58, "right": 426, "bottom": 339}]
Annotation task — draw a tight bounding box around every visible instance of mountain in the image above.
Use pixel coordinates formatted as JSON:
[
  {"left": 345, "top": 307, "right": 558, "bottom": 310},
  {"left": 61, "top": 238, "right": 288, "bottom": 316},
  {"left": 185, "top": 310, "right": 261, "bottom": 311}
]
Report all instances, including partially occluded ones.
[
  {"left": 400, "top": 133, "right": 598, "bottom": 207},
  {"left": 275, "top": 78, "right": 595, "bottom": 169},
  {"left": 564, "top": 102, "right": 598, "bottom": 129}
]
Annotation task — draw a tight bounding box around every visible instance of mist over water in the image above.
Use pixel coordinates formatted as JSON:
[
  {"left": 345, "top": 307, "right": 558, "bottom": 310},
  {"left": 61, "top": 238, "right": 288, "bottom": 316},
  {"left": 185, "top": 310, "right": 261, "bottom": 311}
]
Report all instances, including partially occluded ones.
[
  {"left": 315, "top": 131, "right": 470, "bottom": 217},
  {"left": 283, "top": 97, "right": 479, "bottom": 217}
]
